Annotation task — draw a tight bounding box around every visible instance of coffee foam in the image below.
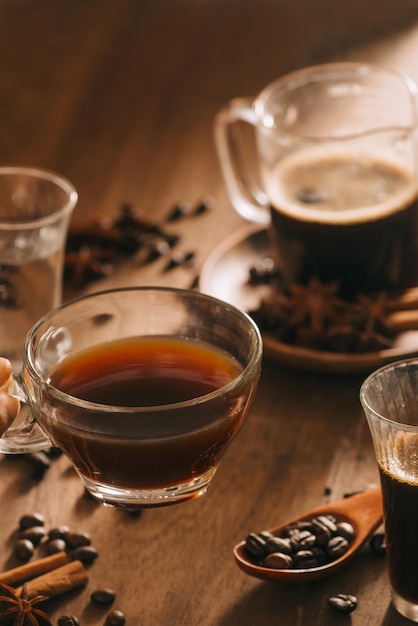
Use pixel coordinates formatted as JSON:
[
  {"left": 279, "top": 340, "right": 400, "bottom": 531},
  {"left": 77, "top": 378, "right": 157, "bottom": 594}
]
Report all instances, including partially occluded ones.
[{"left": 266, "top": 150, "right": 418, "bottom": 225}]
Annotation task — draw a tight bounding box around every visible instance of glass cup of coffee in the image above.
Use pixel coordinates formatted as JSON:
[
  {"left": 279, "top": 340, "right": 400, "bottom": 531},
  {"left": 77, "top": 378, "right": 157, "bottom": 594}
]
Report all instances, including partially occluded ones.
[
  {"left": 0, "top": 287, "right": 262, "bottom": 508},
  {"left": 0, "top": 166, "right": 77, "bottom": 371},
  {"left": 360, "top": 359, "right": 418, "bottom": 622},
  {"left": 215, "top": 62, "right": 418, "bottom": 298}
]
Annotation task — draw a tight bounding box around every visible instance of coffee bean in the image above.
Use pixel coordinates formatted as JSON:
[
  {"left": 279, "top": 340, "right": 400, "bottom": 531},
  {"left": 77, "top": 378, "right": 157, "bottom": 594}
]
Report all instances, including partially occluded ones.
[
  {"left": 327, "top": 594, "right": 358, "bottom": 614},
  {"left": 166, "top": 202, "right": 191, "bottom": 221},
  {"left": 244, "top": 509, "right": 357, "bottom": 571},
  {"left": 44, "top": 446, "right": 63, "bottom": 459},
  {"left": 14, "top": 538, "right": 34, "bottom": 561},
  {"left": 311, "top": 518, "right": 332, "bottom": 547},
  {"left": 165, "top": 251, "right": 194, "bottom": 271},
  {"left": 146, "top": 240, "right": 171, "bottom": 262},
  {"left": 370, "top": 532, "right": 386, "bottom": 556},
  {"left": 264, "top": 536, "right": 292, "bottom": 556},
  {"left": 19, "top": 512, "right": 45, "bottom": 529},
  {"left": 193, "top": 196, "right": 215, "bottom": 215},
  {"left": 293, "top": 549, "right": 319, "bottom": 569},
  {"left": 58, "top": 615, "right": 80, "bottom": 626},
  {"left": 73, "top": 545, "right": 98, "bottom": 564},
  {"left": 105, "top": 610, "right": 126, "bottom": 626},
  {"left": 285, "top": 520, "right": 314, "bottom": 535},
  {"left": 45, "top": 538, "right": 67, "bottom": 555},
  {"left": 263, "top": 551, "right": 293, "bottom": 569},
  {"left": 91, "top": 588, "right": 116, "bottom": 605},
  {"left": 20, "top": 525, "right": 46, "bottom": 546},
  {"left": 258, "top": 530, "right": 274, "bottom": 541},
  {"left": 66, "top": 531, "right": 91, "bottom": 549},
  {"left": 26, "top": 451, "right": 51, "bottom": 478},
  {"left": 311, "top": 546, "right": 327, "bottom": 565},
  {"left": 244, "top": 533, "right": 267, "bottom": 558},
  {"left": 48, "top": 525, "right": 70, "bottom": 541},
  {"left": 289, "top": 529, "right": 316, "bottom": 551},
  {"left": 336, "top": 521, "right": 355, "bottom": 542},
  {"left": 327, "top": 535, "right": 350, "bottom": 558},
  {"left": 315, "top": 515, "right": 337, "bottom": 534}
]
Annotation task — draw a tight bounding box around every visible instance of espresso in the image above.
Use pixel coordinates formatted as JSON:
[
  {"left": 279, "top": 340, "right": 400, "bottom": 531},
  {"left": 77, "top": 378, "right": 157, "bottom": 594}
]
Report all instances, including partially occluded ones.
[
  {"left": 267, "top": 151, "right": 418, "bottom": 297},
  {"left": 42, "top": 337, "right": 244, "bottom": 495},
  {"left": 379, "top": 465, "right": 418, "bottom": 603}
]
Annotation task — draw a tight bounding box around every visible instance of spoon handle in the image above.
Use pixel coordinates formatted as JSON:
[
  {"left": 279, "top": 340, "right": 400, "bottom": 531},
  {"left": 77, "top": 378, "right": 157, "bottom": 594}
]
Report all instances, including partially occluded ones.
[{"left": 305, "top": 486, "right": 383, "bottom": 541}]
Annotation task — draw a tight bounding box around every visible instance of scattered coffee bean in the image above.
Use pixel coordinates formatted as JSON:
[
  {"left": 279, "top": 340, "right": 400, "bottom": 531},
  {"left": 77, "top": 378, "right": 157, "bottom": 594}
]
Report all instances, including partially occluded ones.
[
  {"left": 58, "top": 615, "right": 80, "bottom": 626},
  {"left": 244, "top": 513, "right": 356, "bottom": 571},
  {"left": 105, "top": 609, "right": 126, "bottom": 626},
  {"left": 44, "top": 446, "right": 63, "bottom": 459},
  {"left": 14, "top": 538, "right": 35, "bottom": 561},
  {"left": 48, "top": 525, "right": 70, "bottom": 541},
  {"left": 370, "top": 532, "right": 386, "bottom": 556},
  {"left": 165, "top": 251, "right": 194, "bottom": 271},
  {"left": 66, "top": 531, "right": 91, "bottom": 549},
  {"left": 45, "top": 538, "right": 67, "bottom": 555},
  {"left": 248, "top": 258, "right": 279, "bottom": 285},
  {"left": 165, "top": 233, "right": 180, "bottom": 248},
  {"left": 166, "top": 202, "right": 191, "bottom": 221},
  {"left": 19, "top": 512, "right": 45, "bottom": 529},
  {"left": 73, "top": 545, "right": 98, "bottom": 564},
  {"left": 146, "top": 239, "right": 171, "bottom": 262},
  {"left": 26, "top": 451, "right": 51, "bottom": 478},
  {"left": 20, "top": 525, "right": 46, "bottom": 546},
  {"left": 91, "top": 588, "right": 116, "bottom": 605},
  {"left": 193, "top": 196, "right": 215, "bottom": 215},
  {"left": 327, "top": 593, "right": 358, "bottom": 614}
]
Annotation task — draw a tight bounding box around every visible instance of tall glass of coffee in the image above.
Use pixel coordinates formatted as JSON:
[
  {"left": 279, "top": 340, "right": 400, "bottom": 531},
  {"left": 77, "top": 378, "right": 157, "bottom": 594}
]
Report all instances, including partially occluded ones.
[
  {"left": 215, "top": 63, "right": 418, "bottom": 298},
  {"left": 361, "top": 358, "right": 418, "bottom": 622}
]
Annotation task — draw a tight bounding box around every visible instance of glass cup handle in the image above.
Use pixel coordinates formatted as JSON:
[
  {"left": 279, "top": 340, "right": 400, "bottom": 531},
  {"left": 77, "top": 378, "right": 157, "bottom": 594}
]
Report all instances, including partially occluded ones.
[
  {"left": 214, "top": 97, "right": 270, "bottom": 225},
  {"left": 0, "top": 358, "right": 51, "bottom": 454}
]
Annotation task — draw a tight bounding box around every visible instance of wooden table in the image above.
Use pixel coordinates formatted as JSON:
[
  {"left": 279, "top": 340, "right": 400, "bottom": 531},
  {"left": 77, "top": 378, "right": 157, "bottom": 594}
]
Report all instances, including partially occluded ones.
[{"left": 2, "top": 1, "right": 418, "bottom": 624}]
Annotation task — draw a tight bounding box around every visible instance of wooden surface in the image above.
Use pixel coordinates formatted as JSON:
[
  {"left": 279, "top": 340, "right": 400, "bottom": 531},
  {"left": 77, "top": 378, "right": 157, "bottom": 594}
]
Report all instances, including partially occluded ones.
[{"left": 1, "top": 1, "right": 418, "bottom": 624}]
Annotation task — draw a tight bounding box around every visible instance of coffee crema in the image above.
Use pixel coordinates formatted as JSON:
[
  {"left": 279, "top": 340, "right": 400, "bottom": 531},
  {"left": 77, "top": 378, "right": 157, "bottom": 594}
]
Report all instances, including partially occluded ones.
[{"left": 267, "top": 150, "right": 418, "bottom": 297}]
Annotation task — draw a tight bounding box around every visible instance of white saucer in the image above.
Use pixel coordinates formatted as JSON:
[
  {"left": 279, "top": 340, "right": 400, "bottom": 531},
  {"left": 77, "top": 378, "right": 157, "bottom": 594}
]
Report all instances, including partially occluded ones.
[{"left": 199, "top": 226, "right": 418, "bottom": 374}]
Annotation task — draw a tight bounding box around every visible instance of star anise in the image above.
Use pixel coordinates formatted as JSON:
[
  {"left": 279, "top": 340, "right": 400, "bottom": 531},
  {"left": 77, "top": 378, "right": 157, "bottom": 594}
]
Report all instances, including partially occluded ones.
[
  {"left": 353, "top": 292, "right": 391, "bottom": 334},
  {"left": 284, "top": 277, "right": 345, "bottom": 333},
  {"left": 0, "top": 582, "right": 51, "bottom": 626}
]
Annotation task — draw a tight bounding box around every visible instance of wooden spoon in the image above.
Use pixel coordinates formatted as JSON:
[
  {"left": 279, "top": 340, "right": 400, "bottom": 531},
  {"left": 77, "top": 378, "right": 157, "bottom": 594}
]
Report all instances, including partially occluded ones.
[{"left": 233, "top": 486, "right": 383, "bottom": 583}]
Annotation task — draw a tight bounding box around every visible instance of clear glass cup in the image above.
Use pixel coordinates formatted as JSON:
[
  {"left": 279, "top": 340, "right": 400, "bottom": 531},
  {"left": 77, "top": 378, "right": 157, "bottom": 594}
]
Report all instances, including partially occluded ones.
[
  {"left": 0, "top": 287, "right": 262, "bottom": 508},
  {"left": 215, "top": 62, "right": 418, "bottom": 298},
  {"left": 0, "top": 166, "right": 77, "bottom": 371},
  {"left": 361, "top": 358, "right": 418, "bottom": 622}
]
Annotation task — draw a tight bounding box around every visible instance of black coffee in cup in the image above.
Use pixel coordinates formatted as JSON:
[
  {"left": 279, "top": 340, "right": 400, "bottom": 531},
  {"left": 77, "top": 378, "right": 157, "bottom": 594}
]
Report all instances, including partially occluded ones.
[{"left": 268, "top": 150, "right": 418, "bottom": 298}]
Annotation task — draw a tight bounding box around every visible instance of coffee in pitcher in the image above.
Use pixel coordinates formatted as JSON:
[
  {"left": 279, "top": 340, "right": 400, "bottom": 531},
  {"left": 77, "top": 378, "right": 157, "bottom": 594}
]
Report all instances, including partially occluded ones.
[{"left": 267, "top": 149, "right": 418, "bottom": 298}]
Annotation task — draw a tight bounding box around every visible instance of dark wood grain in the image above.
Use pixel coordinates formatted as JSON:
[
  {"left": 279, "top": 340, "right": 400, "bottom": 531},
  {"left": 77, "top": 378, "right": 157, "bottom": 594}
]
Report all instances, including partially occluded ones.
[{"left": 1, "top": 1, "right": 418, "bottom": 624}]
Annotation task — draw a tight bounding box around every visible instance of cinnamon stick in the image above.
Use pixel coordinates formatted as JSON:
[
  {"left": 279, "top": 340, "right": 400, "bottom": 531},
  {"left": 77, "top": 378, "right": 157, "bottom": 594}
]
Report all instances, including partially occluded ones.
[
  {"left": 386, "top": 287, "right": 418, "bottom": 312},
  {"left": 16, "top": 560, "right": 88, "bottom": 599},
  {"left": 385, "top": 309, "right": 418, "bottom": 332},
  {"left": 0, "top": 551, "right": 68, "bottom": 585}
]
